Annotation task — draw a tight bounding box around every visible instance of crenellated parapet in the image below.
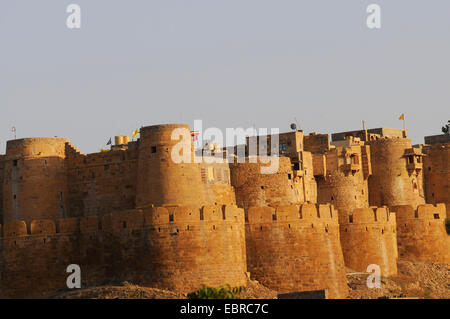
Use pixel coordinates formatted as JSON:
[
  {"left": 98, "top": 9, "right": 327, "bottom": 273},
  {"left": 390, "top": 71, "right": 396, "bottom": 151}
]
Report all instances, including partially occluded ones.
[
  {"left": 0, "top": 204, "right": 247, "bottom": 297},
  {"left": 245, "top": 203, "right": 348, "bottom": 299},
  {"left": 391, "top": 204, "right": 450, "bottom": 264},
  {"left": 339, "top": 207, "right": 398, "bottom": 276}
]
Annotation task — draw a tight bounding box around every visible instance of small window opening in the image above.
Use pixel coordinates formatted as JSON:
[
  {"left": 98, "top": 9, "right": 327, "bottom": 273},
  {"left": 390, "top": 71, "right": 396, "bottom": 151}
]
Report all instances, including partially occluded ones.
[{"left": 151, "top": 146, "right": 157, "bottom": 153}]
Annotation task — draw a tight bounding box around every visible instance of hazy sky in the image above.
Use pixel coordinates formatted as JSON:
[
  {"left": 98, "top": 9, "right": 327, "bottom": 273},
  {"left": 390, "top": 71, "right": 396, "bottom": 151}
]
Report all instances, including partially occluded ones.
[{"left": 1, "top": 0, "right": 449, "bottom": 153}]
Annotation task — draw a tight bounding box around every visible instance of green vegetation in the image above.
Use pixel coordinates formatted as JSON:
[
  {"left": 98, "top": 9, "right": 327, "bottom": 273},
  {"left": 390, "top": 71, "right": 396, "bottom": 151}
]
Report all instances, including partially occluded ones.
[
  {"left": 442, "top": 120, "right": 450, "bottom": 134},
  {"left": 187, "top": 285, "right": 246, "bottom": 299}
]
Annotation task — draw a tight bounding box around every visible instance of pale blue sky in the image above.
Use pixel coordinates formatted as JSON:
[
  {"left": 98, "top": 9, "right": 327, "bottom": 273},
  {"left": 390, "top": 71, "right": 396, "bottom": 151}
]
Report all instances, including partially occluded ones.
[{"left": 1, "top": 0, "right": 449, "bottom": 153}]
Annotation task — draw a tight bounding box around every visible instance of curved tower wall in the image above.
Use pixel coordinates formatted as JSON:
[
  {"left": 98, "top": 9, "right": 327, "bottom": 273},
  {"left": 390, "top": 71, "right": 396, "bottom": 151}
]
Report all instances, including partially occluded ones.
[
  {"left": 316, "top": 145, "right": 370, "bottom": 224},
  {"left": 367, "top": 138, "right": 425, "bottom": 208},
  {"left": 136, "top": 124, "right": 207, "bottom": 207},
  {"left": 245, "top": 204, "right": 348, "bottom": 298},
  {"left": 2, "top": 138, "right": 69, "bottom": 224},
  {"left": 230, "top": 157, "right": 302, "bottom": 210},
  {"left": 339, "top": 207, "right": 398, "bottom": 276},
  {"left": 124, "top": 205, "right": 248, "bottom": 291},
  {"left": 391, "top": 204, "right": 450, "bottom": 264}
]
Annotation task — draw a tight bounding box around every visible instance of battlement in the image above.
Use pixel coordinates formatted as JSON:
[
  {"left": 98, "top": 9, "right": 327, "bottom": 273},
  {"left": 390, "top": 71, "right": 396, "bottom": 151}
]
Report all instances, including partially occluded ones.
[
  {"left": 246, "top": 203, "right": 338, "bottom": 224},
  {"left": 0, "top": 204, "right": 245, "bottom": 239},
  {"left": 390, "top": 203, "right": 450, "bottom": 264},
  {"left": 391, "top": 203, "right": 447, "bottom": 222},
  {"left": 342, "top": 207, "right": 396, "bottom": 225},
  {"left": 339, "top": 206, "right": 398, "bottom": 276},
  {"left": 0, "top": 204, "right": 248, "bottom": 297},
  {"left": 244, "top": 203, "right": 347, "bottom": 298}
]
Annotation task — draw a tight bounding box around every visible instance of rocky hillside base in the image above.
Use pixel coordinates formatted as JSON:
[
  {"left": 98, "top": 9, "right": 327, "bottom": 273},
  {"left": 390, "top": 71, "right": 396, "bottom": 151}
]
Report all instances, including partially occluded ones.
[{"left": 52, "top": 259, "right": 449, "bottom": 299}]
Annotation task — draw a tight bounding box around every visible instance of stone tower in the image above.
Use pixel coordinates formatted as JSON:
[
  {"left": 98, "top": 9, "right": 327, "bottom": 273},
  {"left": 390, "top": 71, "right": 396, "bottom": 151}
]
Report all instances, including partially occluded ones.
[
  {"left": 136, "top": 124, "right": 207, "bottom": 208},
  {"left": 367, "top": 137, "right": 425, "bottom": 208},
  {"left": 230, "top": 156, "right": 302, "bottom": 210},
  {"left": 315, "top": 138, "right": 371, "bottom": 223},
  {"left": 2, "top": 138, "right": 69, "bottom": 224}
]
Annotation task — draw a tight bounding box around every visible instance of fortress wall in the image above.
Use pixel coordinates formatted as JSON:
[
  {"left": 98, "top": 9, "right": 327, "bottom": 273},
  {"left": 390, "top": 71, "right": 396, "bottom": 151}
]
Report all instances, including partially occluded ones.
[
  {"left": 339, "top": 207, "right": 398, "bottom": 276},
  {"left": 391, "top": 204, "right": 450, "bottom": 263},
  {"left": 367, "top": 137, "right": 425, "bottom": 208},
  {"left": 104, "top": 205, "right": 247, "bottom": 292},
  {"left": 303, "top": 133, "right": 330, "bottom": 154},
  {"left": 2, "top": 138, "right": 69, "bottom": 224},
  {"left": 136, "top": 124, "right": 207, "bottom": 207},
  {"left": 316, "top": 147, "right": 370, "bottom": 224},
  {"left": 245, "top": 204, "right": 348, "bottom": 299},
  {"left": 65, "top": 143, "right": 138, "bottom": 218},
  {"left": 0, "top": 204, "right": 247, "bottom": 297},
  {"left": 0, "top": 217, "right": 108, "bottom": 298},
  {"left": 230, "top": 157, "right": 302, "bottom": 210},
  {"left": 423, "top": 144, "right": 450, "bottom": 218}
]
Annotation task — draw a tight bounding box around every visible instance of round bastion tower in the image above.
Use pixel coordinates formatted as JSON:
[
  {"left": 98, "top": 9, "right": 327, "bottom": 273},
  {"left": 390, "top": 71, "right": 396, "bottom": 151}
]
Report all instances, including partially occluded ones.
[
  {"left": 229, "top": 156, "right": 303, "bottom": 210},
  {"left": 367, "top": 137, "right": 425, "bottom": 208},
  {"left": 136, "top": 124, "right": 207, "bottom": 207},
  {"left": 2, "top": 138, "right": 69, "bottom": 224},
  {"left": 316, "top": 146, "right": 370, "bottom": 224}
]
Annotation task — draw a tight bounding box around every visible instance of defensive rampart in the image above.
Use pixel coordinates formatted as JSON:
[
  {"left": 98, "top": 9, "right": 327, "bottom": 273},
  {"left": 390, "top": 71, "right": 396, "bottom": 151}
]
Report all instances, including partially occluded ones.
[{"left": 245, "top": 203, "right": 348, "bottom": 298}]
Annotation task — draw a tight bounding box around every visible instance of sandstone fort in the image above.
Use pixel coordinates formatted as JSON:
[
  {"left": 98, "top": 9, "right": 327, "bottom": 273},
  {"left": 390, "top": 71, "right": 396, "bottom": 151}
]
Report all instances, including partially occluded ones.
[{"left": 0, "top": 124, "right": 449, "bottom": 298}]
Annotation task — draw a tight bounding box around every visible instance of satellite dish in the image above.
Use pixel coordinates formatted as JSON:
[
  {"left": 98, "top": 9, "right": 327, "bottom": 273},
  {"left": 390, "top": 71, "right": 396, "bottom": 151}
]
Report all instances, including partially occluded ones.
[{"left": 290, "top": 123, "right": 297, "bottom": 131}]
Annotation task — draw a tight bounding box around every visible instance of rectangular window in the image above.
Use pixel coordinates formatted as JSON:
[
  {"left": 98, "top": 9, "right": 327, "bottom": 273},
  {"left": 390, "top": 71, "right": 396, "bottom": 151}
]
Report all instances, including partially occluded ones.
[{"left": 151, "top": 146, "right": 157, "bottom": 153}]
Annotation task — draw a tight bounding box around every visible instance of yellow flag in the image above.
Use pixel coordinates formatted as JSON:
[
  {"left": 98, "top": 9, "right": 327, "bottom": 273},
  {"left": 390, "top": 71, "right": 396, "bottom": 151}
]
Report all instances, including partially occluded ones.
[
  {"left": 398, "top": 114, "right": 405, "bottom": 120},
  {"left": 132, "top": 129, "right": 139, "bottom": 138}
]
